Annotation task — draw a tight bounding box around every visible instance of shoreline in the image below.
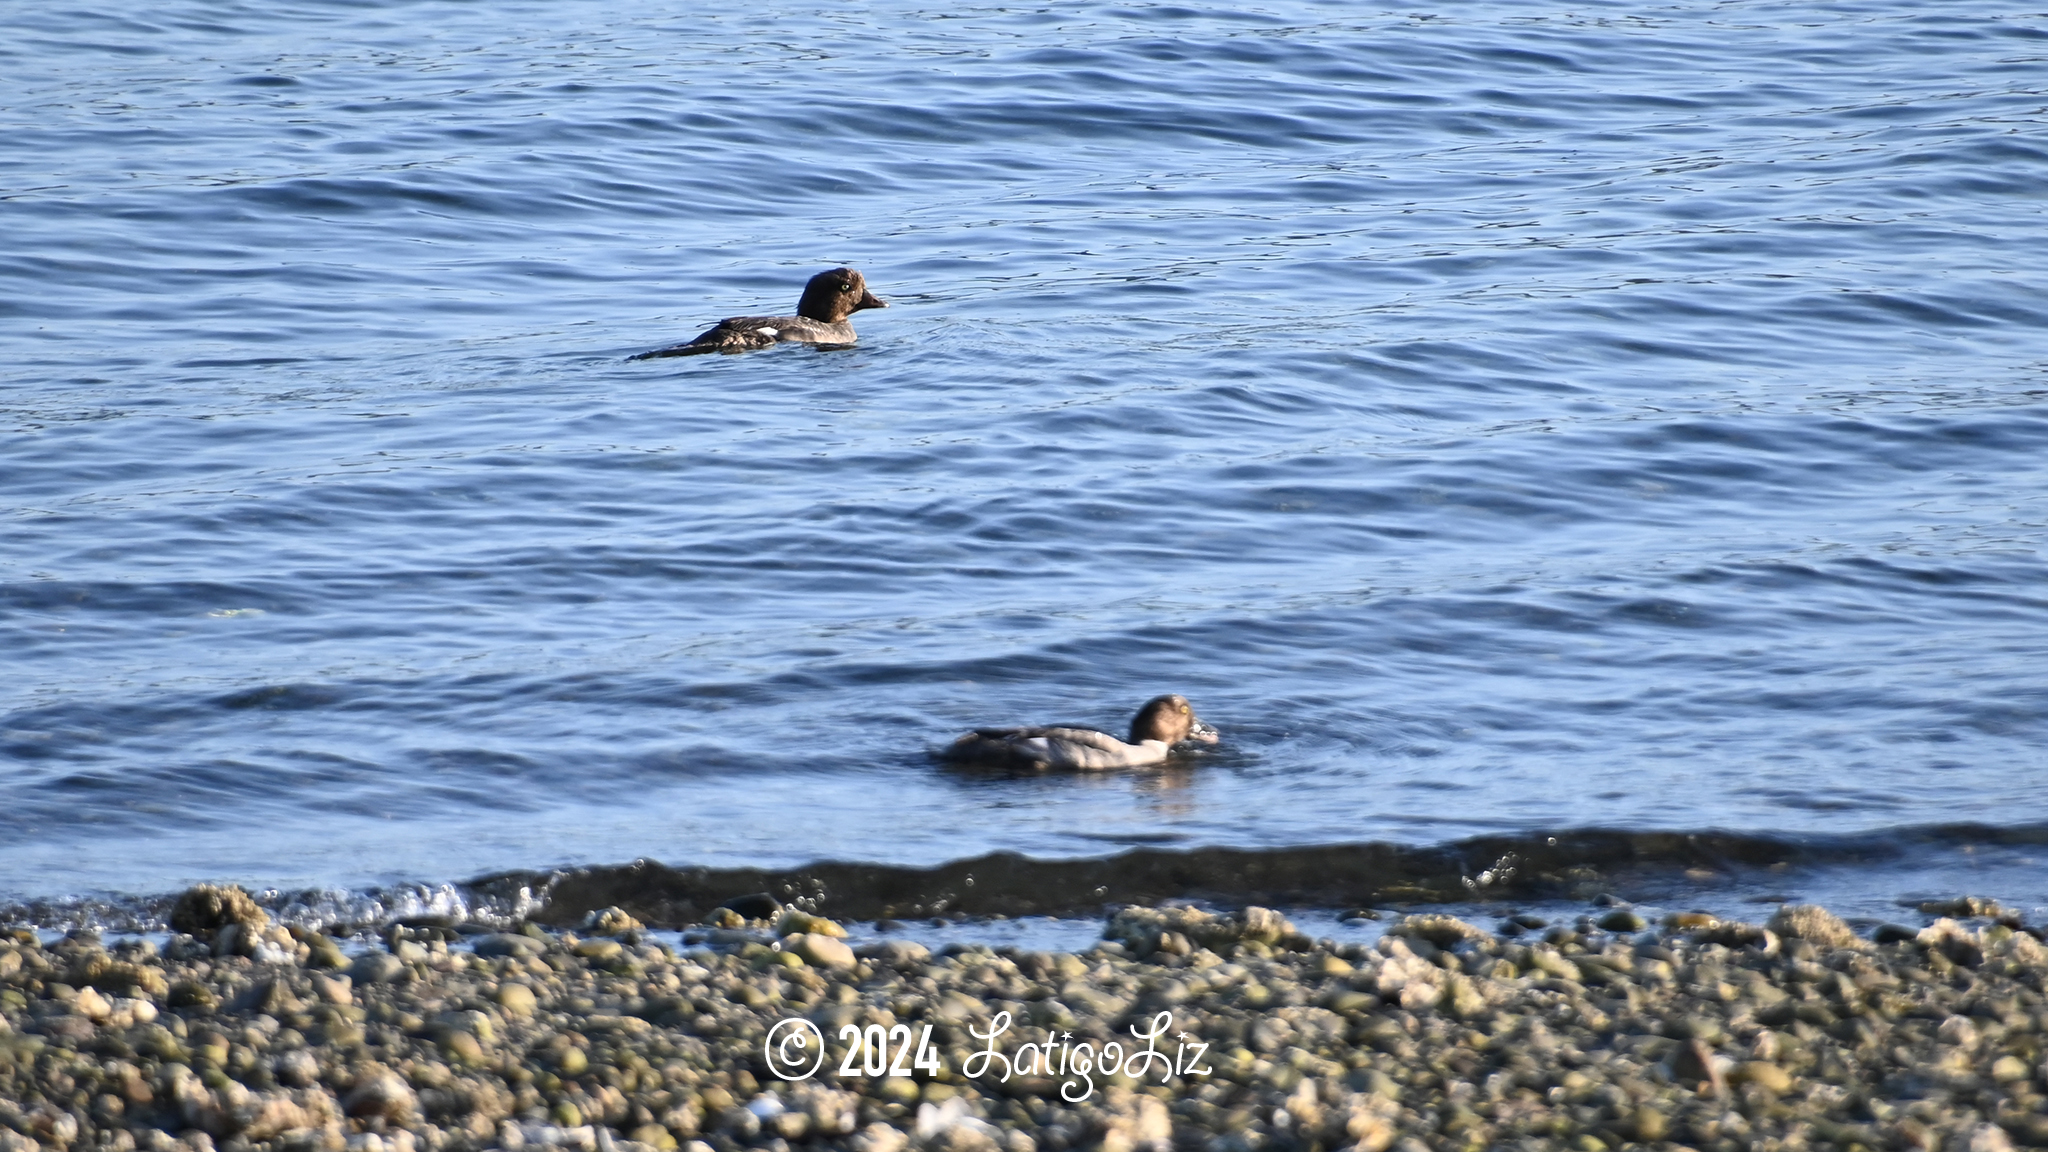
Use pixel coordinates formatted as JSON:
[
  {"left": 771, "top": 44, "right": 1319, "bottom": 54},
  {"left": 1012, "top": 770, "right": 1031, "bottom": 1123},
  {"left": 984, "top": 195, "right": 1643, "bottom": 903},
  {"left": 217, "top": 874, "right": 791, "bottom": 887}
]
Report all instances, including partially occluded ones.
[
  {"left": 4, "top": 891, "right": 2044, "bottom": 1152},
  {"left": 12, "top": 819, "right": 2048, "bottom": 938}
]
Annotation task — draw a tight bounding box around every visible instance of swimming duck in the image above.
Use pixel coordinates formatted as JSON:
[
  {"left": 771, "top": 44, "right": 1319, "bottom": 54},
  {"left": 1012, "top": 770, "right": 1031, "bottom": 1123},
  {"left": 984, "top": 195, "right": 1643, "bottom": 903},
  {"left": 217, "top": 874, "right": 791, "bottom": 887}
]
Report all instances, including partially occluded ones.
[
  {"left": 941, "top": 695, "right": 1220, "bottom": 769},
  {"left": 632, "top": 267, "right": 886, "bottom": 358}
]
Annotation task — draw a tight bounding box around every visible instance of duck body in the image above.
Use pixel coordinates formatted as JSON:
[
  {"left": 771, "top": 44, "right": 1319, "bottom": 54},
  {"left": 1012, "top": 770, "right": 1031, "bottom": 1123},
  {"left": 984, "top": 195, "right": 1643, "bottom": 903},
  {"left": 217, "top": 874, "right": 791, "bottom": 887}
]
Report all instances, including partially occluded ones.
[
  {"left": 944, "top": 725, "right": 1185, "bottom": 769},
  {"left": 941, "top": 695, "right": 1219, "bottom": 770},
  {"left": 657, "top": 313, "right": 859, "bottom": 355},
  {"left": 633, "top": 267, "right": 886, "bottom": 359}
]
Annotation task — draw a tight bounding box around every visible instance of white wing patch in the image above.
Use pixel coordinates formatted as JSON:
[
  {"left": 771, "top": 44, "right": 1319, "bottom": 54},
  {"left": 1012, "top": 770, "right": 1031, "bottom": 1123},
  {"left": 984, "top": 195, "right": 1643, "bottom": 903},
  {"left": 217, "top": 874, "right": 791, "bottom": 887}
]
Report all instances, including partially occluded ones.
[{"left": 753, "top": 327, "right": 779, "bottom": 338}]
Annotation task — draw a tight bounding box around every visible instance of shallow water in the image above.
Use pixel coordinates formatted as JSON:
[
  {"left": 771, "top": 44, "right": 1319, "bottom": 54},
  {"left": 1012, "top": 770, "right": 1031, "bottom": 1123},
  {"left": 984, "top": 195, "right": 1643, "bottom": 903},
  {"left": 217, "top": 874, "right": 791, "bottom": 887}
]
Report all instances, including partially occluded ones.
[{"left": 4, "top": 0, "right": 2048, "bottom": 917}]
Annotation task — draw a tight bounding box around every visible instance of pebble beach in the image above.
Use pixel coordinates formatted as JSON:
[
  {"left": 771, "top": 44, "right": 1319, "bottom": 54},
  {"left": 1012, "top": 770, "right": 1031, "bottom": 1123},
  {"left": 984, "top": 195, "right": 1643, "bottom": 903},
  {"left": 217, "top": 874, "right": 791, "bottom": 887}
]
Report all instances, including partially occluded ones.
[
  {"left": 9, "top": 7, "right": 2046, "bottom": 1152},
  {"left": 6, "top": 889, "right": 2046, "bottom": 1152}
]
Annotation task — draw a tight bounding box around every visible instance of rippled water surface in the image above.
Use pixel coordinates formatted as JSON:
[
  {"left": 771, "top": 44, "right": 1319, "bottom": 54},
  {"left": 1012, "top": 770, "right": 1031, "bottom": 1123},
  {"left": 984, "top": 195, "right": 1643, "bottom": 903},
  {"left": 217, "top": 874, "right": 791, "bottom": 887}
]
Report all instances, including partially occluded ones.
[{"left": 5, "top": 0, "right": 2048, "bottom": 908}]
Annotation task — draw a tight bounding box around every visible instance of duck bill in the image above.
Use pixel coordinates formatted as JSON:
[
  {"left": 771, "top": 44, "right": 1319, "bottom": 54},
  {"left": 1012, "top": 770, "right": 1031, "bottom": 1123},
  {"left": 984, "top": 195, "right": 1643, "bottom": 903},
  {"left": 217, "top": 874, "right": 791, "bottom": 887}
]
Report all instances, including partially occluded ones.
[
  {"left": 1187, "top": 720, "right": 1220, "bottom": 744},
  {"left": 855, "top": 290, "right": 887, "bottom": 312}
]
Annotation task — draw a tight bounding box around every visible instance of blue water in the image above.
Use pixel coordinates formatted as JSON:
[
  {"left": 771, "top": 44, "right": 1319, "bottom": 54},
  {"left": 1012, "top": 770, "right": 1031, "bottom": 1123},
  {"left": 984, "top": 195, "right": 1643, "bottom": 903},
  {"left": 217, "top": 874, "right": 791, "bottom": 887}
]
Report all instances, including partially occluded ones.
[{"left": 5, "top": 0, "right": 2048, "bottom": 916}]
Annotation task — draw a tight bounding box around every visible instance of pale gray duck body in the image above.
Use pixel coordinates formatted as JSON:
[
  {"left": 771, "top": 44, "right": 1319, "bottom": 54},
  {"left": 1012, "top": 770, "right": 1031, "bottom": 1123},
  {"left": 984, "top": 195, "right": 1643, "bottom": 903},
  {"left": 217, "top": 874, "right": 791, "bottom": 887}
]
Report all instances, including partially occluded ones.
[{"left": 941, "top": 695, "right": 1220, "bottom": 770}]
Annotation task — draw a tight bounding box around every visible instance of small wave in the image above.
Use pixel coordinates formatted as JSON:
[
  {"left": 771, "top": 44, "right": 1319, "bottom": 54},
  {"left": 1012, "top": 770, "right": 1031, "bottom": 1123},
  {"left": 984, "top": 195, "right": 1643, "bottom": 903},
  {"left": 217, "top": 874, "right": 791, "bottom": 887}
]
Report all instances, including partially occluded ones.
[
  {"left": 503, "top": 822, "right": 2048, "bottom": 925},
  {"left": 8, "top": 821, "right": 2041, "bottom": 933}
]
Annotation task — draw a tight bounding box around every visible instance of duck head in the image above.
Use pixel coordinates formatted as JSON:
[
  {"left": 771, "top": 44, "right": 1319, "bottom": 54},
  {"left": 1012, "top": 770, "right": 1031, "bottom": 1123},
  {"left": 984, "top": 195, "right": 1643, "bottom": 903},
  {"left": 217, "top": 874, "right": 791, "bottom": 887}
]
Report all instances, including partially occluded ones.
[
  {"left": 797, "top": 267, "right": 887, "bottom": 322},
  {"left": 1129, "top": 694, "right": 1220, "bottom": 746}
]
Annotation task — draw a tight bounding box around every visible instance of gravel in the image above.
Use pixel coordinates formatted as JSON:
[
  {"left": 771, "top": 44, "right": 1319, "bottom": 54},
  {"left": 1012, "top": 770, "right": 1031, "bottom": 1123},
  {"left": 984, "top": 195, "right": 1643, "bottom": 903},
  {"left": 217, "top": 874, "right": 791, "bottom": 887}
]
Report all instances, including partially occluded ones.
[{"left": 3, "top": 892, "right": 2044, "bottom": 1152}]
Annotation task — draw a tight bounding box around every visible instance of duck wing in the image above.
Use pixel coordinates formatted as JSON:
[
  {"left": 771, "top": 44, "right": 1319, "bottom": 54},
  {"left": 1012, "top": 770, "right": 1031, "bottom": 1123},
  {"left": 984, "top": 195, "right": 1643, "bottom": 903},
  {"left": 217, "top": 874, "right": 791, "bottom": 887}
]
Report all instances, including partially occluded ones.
[
  {"left": 941, "top": 726, "right": 1048, "bottom": 766},
  {"left": 631, "top": 315, "right": 787, "bottom": 359}
]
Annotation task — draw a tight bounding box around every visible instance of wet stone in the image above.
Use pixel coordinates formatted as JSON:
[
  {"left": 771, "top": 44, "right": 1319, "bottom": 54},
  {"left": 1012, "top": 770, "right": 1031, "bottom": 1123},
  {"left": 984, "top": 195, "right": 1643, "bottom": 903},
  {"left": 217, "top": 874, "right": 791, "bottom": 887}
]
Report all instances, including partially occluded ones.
[
  {"left": 717, "top": 893, "right": 782, "bottom": 921},
  {"left": 790, "top": 934, "right": 855, "bottom": 969},
  {"left": 1767, "top": 904, "right": 1857, "bottom": 949},
  {"left": 347, "top": 953, "right": 408, "bottom": 984},
  {"left": 1595, "top": 910, "right": 1646, "bottom": 933},
  {"left": 583, "top": 907, "right": 644, "bottom": 936},
  {"left": 169, "top": 885, "right": 270, "bottom": 941},
  {"left": 1919, "top": 896, "right": 2002, "bottom": 919},
  {"left": 474, "top": 934, "right": 546, "bottom": 959}
]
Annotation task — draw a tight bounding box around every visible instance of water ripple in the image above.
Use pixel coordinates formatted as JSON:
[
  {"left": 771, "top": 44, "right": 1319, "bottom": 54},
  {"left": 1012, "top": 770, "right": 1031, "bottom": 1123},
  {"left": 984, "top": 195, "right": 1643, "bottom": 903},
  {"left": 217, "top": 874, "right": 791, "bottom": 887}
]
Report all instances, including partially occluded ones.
[{"left": 2, "top": 0, "right": 2046, "bottom": 903}]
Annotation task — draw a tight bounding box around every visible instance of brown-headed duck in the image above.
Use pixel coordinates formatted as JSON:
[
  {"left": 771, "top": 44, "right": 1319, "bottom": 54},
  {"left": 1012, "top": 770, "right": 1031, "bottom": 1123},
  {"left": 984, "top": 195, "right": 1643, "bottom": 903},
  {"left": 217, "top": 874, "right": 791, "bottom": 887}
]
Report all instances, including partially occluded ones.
[
  {"left": 632, "top": 267, "right": 886, "bottom": 359},
  {"left": 941, "top": 694, "right": 1220, "bottom": 769}
]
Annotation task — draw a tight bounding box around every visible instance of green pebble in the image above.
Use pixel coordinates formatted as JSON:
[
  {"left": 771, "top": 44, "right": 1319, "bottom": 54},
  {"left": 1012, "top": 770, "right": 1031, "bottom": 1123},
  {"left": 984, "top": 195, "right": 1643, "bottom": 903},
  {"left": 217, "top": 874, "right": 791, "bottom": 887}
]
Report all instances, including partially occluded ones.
[
  {"left": 879, "top": 1078, "right": 920, "bottom": 1104},
  {"left": 442, "top": 1031, "right": 485, "bottom": 1067},
  {"left": 496, "top": 984, "right": 537, "bottom": 1017}
]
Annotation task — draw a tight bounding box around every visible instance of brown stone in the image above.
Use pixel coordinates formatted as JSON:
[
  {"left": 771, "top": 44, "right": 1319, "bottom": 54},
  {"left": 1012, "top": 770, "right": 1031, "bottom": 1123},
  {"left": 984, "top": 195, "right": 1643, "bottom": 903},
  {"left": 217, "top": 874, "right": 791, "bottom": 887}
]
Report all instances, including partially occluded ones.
[{"left": 169, "top": 885, "right": 270, "bottom": 941}]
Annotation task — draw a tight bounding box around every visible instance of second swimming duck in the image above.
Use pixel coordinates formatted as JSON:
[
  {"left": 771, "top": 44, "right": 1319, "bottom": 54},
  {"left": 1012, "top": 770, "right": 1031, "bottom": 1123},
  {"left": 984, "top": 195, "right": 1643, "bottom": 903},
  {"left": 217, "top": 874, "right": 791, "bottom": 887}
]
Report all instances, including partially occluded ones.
[
  {"left": 941, "top": 695, "right": 1219, "bottom": 769},
  {"left": 632, "top": 267, "right": 886, "bottom": 359}
]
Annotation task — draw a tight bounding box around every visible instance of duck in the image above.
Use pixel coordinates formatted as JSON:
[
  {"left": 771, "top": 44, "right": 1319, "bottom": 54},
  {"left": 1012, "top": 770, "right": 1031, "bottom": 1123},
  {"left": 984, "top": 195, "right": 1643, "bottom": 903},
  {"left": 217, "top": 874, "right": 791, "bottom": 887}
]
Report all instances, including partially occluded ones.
[
  {"left": 631, "top": 267, "right": 886, "bottom": 359},
  {"left": 940, "top": 695, "right": 1220, "bottom": 769}
]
